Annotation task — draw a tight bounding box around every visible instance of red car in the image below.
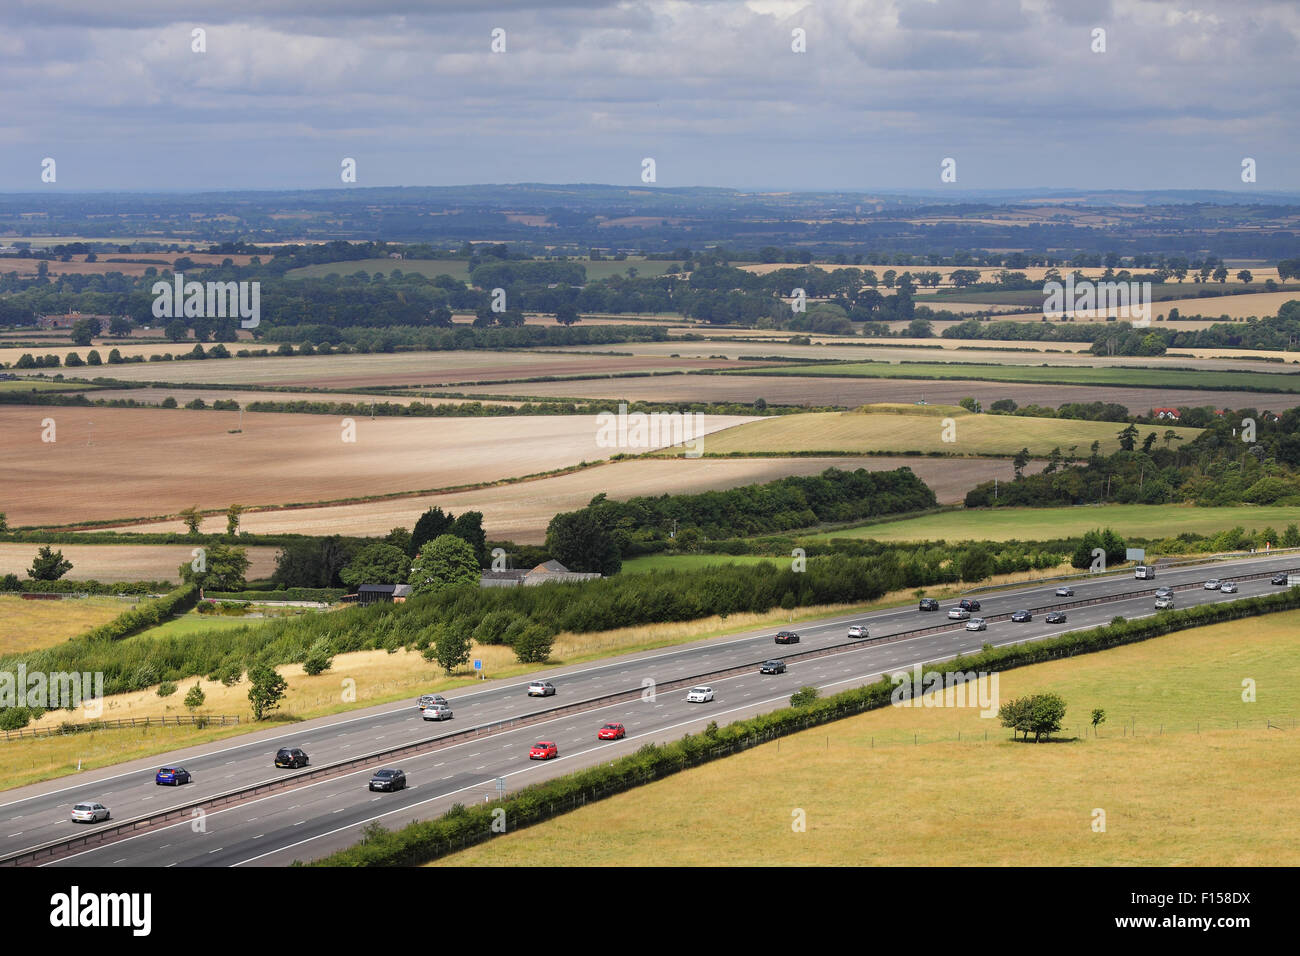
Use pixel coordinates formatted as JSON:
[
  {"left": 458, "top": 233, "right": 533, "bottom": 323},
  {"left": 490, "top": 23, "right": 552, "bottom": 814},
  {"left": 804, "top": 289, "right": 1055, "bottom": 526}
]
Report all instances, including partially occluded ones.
[
  {"left": 597, "top": 722, "right": 626, "bottom": 741},
  {"left": 529, "top": 741, "right": 559, "bottom": 760}
]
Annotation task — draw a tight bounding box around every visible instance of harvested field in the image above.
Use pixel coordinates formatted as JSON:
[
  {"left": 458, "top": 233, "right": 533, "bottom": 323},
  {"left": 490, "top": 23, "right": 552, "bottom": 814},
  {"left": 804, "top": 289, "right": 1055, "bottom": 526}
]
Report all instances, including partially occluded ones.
[
  {"left": 106, "top": 455, "right": 1025, "bottom": 541},
  {"left": 433, "top": 373, "right": 1300, "bottom": 413},
  {"left": 0, "top": 406, "right": 752, "bottom": 527},
  {"left": 987, "top": 289, "right": 1300, "bottom": 322},
  {"left": 47, "top": 350, "right": 762, "bottom": 389},
  {"left": 563, "top": 339, "right": 1299, "bottom": 374},
  {"left": 88, "top": 387, "right": 518, "bottom": 408},
  {"left": 0, "top": 543, "right": 280, "bottom": 583},
  {"left": 658, "top": 407, "right": 1202, "bottom": 458}
]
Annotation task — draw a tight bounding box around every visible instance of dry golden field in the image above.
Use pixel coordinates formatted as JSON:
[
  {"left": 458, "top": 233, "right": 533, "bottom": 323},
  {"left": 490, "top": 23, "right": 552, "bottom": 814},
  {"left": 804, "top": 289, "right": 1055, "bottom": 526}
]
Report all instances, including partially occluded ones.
[
  {"left": 439, "top": 612, "right": 1300, "bottom": 867},
  {"left": 665, "top": 406, "right": 1203, "bottom": 458},
  {"left": 0, "top": 406, "right": 754, "bottom": 527},
  {"left": 0, "top": 594, "right": 129, "bottom": 654},
  {"left": 104, "top": 454, "right": 1025, "bottom": 540}
]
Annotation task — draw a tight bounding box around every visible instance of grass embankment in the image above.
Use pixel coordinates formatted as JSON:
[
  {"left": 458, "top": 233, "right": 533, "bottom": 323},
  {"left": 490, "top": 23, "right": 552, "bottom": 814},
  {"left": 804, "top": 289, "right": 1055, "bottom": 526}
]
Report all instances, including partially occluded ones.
[
  {"left": 655, "top": 405, "right": 1201, "bottom": 457},
  {"left": 437, "top": 611, "right": 1300, "bottom": 866},
  {"left": 742, "top": 361, "right": 1300, "bottom": 394},
  {"left": 808, "top": 503, "right": 1300, "bottom": 544},
  {"left": 0, "top": 595, "right": 130, "bottom": 654}
]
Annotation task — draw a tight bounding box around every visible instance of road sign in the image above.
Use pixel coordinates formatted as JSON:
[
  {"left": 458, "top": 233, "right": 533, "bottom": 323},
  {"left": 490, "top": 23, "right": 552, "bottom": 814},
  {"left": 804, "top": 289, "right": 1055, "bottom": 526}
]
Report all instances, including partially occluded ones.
[
  {"left": 496, "top": 777, "right": 506, "bottom": 792},
  {"left": 473, "top": 659, "right": 482, "bottom": 670},
  {"left": 1126, "top": 548, "right": 1146, "bottom": 562}
]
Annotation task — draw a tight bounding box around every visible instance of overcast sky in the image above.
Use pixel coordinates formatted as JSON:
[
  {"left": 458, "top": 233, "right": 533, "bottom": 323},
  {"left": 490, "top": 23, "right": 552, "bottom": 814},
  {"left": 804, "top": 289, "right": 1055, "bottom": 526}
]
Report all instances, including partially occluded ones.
[{"left": 1, "top": 0, "right": 1297, "bottom": 193}]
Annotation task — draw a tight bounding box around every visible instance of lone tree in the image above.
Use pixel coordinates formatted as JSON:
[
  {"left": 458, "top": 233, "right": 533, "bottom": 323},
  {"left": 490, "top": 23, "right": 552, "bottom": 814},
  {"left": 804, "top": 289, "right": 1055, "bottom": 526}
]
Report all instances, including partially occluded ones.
[
  {"left": 29, "top": 546, "right": 73, "bottom": 581},
  {"left": 183, "top": 683, "right": 206, "bottom": 712},
  {"left": 998, "top": 693, "right": 1067, "bottom": 742},
  {"left": 178, "top": 505, "right": 203, "bottom": 535},
  {"left": 226, "top": 504, "right": 245, "bottom": 536},
  {"left": 178, "top": 543, "right": 250, "bottom": 592},
  {"left": 408, "top": 534, "right": 479, "bottom": 598},
  {"left": 247, "top": 664, "right": 288, "bottom": 721},
  {"left": 429, "top": 623, "right": 473, "bottom": 675},
  {"left": 1091, "top": 708, "right": 1106, "bottom": 735},
  {"left": 512, "top": 623, "right": 554, "bottom": 665}
]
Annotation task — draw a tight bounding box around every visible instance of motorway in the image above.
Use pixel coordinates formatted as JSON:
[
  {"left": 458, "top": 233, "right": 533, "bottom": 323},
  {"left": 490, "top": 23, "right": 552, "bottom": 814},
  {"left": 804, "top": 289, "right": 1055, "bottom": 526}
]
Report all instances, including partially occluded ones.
[{"left": 1, "top": 553, "right": 1295, "bottom": 867}]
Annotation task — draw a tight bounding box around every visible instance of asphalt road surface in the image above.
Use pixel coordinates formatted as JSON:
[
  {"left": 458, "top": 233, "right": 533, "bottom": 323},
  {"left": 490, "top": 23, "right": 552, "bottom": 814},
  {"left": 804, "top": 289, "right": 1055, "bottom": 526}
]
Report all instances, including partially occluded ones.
[{"left": 1, "top": 553, "right": 1294, "bottom": 867}]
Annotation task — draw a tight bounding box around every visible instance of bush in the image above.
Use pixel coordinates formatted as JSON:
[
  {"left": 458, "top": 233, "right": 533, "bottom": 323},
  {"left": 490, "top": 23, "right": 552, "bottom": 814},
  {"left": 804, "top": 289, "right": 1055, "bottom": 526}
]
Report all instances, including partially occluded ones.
[
  {"left": 790, "top": 686, "right": 820, "bottom": 707},
  {"left": 0, "top": 707, "right": 32, "bottom": 731},
  {"left": 302, "top": 638, "right": 333, "bottom": 676},
  {"left": 157, "top": 681, "right": 178, "bottom": 698},
  {"left": 512, "top": 624, "right": 554, "bottom": 664}
]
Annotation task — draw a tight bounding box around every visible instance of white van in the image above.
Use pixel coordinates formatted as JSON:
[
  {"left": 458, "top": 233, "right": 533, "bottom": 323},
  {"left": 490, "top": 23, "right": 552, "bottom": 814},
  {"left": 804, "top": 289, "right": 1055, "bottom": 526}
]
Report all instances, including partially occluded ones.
[{"left": 1134, "top": 566, "right": 1155, "bottom": 580}]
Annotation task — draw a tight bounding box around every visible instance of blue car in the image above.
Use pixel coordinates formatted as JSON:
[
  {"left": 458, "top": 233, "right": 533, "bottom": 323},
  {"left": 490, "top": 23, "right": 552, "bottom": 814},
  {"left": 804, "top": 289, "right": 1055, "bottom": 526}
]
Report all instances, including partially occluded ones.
[{"left": 155, "top": 766, "right": 192, "bottom": 786}]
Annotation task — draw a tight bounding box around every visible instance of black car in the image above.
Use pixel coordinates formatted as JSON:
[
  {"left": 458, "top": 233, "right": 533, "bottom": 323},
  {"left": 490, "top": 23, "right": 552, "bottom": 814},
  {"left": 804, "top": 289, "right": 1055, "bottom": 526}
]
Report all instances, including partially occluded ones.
[
  {"left": 774, "top": 630, "right": 800, "bottom": 645},
  {"left": 1011, "top": 610, "right": 1031, "bottom": 623},
  {"left": 1272, "top": 573, "right": 1290, "bottom": 586},
  {"left": 958, "top": 598, "right": 981, "bottom": 611},
  {"left": 275, "top": 747, "right": 309, "bottom": 769},
  {"left": 918, "top": 598, "right": 940, "bottom": 611},
  {"left": 1045, "top": 611, "right": 1067, "bottom": 624},
  {"left": 369, "top": 768, "right": 406, "bottom": 792},
  {"left": 760, "top": 660, "right": 786, "bottom": 675}
]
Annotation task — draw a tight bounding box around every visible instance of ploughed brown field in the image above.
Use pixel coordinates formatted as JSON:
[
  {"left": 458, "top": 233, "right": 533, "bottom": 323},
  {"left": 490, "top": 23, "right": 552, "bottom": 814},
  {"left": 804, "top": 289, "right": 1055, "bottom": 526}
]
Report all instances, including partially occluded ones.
[
  {"left": 36, "top": 350, "right": 762, "bottom": 389},
  {"left": 0, "top": 543, "right": 280, "bottom": 584},
  {"left": 93, "top": 388, "right": 517, "bottom": 408},
  {"left": 109, "top": 455, "right": 1037, "bottom": 542},
  {"left": 435, "top": 373, "right": 1300, "bottom": 412},
  {"left": 0, "top": 406, "right": 754, "bottom": 527}
]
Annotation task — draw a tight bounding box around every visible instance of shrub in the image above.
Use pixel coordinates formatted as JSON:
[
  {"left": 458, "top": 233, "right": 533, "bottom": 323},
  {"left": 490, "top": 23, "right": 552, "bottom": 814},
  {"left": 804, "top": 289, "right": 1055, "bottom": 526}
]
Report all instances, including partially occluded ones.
[
  {"left": 790, "top": 686, "right": 819, "bottom": 707},
  {"left": 157, "top": 681, "right": 178, "bottom": 698}
]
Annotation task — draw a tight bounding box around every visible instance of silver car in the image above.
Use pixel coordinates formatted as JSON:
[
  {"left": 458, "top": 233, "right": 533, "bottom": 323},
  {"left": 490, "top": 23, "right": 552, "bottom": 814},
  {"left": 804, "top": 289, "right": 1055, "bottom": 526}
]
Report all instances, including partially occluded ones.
[
  {"left": 527, "top": 681, "right": 556, "bottom": 697},
  {"left": 1204, "top": 580, "right": 1222, "bottom": 590},
  {"left": 948, "top": 607, "right": 971, "bottom": 620},
  {"left": 847, "top": 624, "right": 868, "bottom": 639},
  {"left": 965, "top": 618, "right": 987, "bottom": 631},
  {"left": 71, "top": 802, "right": 110, "bottom": 824},
  {"left": 1220, "top": 581, "right": 1238, "bottom": 594},
  {"left": 422, "top": 703, "right": 453, "bottom": 721}
]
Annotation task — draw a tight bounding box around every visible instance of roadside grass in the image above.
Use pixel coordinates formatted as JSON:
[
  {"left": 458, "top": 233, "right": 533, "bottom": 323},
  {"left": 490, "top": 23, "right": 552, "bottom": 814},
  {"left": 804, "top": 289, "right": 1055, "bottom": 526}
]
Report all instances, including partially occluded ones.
[
  {"left": 742, "top": 361, "right": 1300, "bottom": 394},
  {"left": 806, "top": 503, "right": 1300, "bottom": 544},
  {"left": 0, "top": 595, "right": 132, "bottom": 654},
  {"left": 1, "top": 565, "right": 1061, "bottom": 788},
  {"left": 436, "top": 610, "right": 1300, "bottom": 866},
  {"left": 654, "top": 407, "right": 1200, "bottom": 458}
]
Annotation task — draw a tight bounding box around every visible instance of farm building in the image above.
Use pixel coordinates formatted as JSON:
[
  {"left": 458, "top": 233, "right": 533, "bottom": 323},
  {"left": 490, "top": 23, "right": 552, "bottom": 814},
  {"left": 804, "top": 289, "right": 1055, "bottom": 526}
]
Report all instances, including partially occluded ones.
[
  {"left": 1152, "top": 407, "right": 1181, "bottom": 421},
  {"left": 356, "top": 584, "right": 412, "bottom": 605},
  {"left": 480, "top": 559, "right": 601, "bottom": 589}
]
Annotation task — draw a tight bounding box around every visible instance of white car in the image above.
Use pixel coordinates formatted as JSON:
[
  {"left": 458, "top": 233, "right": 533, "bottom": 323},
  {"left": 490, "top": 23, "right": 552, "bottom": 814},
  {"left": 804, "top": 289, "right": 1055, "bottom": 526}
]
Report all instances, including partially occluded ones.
[
  {"left": 1155, "top": 596, "right": 1175, "bottom": 609},
  {"left": 1220, "top": 582, "right": 1238, "bottom": 594},
  {"left": 527, "top": 681, "right": 556, "bottom": 697},
  {"left": 685, "top": 686, "right": 714, "bottom": 703},
  {"left": 965, "top": 618, "right": 987, "bottom": 631},
  {"left": 947, "top": 607, "right": 971, "bottom": 620},
  {"left": 1203, "top": 580, "right": 1222, "bottom": 590},
  {"left": 1055, "top": 586, "right": 1074, "bottom": 597},
  {"left": 422, "top": 704, "right": 453, "bottom": 721},
  {"left": 71, "top": 802, "right": 110, "bottom": 824},
  {"left": 847, "top": 624, "right": 868, "bottom": 639}
]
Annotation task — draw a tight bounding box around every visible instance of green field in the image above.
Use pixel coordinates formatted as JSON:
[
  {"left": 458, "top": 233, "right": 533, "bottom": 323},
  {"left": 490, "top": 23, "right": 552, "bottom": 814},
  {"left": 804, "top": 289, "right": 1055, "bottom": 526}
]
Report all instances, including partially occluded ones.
[
  {"left": 742, "top": 361, "right": 1300, "bottom": 394},
  {"left": 0, "top": 379, "right": 96, "bottom": 393},
  {"left": 284, "top": 257, "right": 674, "bottom": 283},
  {"left": 619, "top": 553, "right": 779, "bottom": 574},
  {"left": 437, "top": 610, "right": 1300, "bottom": 866},
  {"left": 658, "top": 406, "right": 1201, "bottom": 457},
  {"left": 805, "top": 503, "right": 1300, "bottom": 544}
]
